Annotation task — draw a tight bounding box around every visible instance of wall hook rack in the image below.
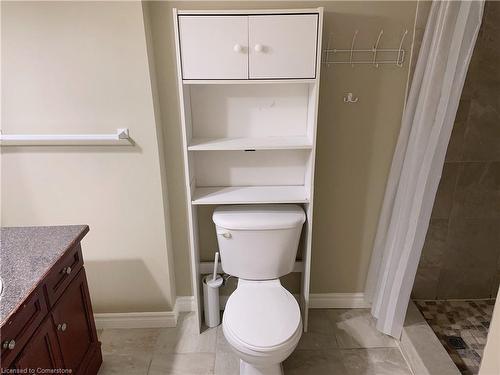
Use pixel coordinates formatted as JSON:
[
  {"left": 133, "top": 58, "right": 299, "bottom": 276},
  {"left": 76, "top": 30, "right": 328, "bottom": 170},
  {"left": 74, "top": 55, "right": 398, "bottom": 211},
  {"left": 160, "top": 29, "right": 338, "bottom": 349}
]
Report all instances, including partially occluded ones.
[{"left": 323, "top": 29, "right": 408, "bottom": 67}]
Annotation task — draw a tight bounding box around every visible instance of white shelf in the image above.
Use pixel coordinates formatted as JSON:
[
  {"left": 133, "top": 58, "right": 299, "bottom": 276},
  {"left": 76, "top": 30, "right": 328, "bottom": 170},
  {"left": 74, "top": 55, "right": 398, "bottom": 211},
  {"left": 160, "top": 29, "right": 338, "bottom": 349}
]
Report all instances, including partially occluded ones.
[
  {"left": 188, "top": 136, "right": 312, "bottom": 151},
  {"left": 183, "top": 79, "right": 317, "bottom": 85},
  {"left": 192, "top": 185, "right": 309, "bottom": 205},
  {"left": 0, "top": 128, "right": 132, "bottom": 147}
]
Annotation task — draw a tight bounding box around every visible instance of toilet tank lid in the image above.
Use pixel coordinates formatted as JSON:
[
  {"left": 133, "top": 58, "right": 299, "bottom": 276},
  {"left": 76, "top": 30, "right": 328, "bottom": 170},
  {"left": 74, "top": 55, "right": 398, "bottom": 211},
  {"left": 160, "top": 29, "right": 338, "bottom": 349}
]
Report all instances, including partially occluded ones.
[{"left": 212, "top": 204, "right": 305, "bottom": 230}]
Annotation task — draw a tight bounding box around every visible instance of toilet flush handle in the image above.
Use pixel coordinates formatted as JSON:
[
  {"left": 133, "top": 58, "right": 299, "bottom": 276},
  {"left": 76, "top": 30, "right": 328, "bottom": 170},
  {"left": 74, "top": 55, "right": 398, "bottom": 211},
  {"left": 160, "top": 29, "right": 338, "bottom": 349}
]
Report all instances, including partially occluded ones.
[{"left": 217, "top": 231, "right": 232, "bottom": 239}]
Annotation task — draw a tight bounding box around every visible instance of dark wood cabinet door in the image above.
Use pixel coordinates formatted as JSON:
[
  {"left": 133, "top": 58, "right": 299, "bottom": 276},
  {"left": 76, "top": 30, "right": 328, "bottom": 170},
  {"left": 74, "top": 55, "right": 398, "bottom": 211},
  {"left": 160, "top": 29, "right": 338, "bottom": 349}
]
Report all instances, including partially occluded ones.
[
  {"left": 0, "top": 287, "right": 48, "bottom": 368},
  {"left": 51, "top": 269, "right": 97, "bottom": 373},
  {"left": 14, "top": 316, "right": 63, "bottom": 371}
]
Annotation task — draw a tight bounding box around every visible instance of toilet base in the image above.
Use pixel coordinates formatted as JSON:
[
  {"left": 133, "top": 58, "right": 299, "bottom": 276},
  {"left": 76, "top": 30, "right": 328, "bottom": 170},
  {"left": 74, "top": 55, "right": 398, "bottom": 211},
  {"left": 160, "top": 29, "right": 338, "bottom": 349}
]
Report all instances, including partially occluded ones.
[{"left": 240, "top": 359, "right": 283, "bottom": 375}]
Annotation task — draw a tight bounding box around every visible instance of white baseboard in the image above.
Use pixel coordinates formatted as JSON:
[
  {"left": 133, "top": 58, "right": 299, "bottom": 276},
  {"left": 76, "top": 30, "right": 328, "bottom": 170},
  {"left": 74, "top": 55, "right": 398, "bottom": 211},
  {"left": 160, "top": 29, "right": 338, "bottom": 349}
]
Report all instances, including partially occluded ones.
[
  {"left": 94, "top": 293, "right": 369, "bottom": 329},
  {"left": 94, "top": 311, "right": 177, "bottom": 330},
  {"left": 179, "top": 293, "right": 370, "bottom": 311},
  {"left": 175, "top": 296, "right": 195, "bottom": 313},
  {"left": 309, "top": 293, "right": 370, "bottom": 309}
]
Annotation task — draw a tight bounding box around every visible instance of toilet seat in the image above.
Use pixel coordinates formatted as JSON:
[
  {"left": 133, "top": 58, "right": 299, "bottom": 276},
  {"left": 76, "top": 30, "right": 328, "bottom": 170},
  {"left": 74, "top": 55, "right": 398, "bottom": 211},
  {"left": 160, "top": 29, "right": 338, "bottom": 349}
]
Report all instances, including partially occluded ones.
[{"left": 223, "top": 279, "right": 302, "bottom": 352}]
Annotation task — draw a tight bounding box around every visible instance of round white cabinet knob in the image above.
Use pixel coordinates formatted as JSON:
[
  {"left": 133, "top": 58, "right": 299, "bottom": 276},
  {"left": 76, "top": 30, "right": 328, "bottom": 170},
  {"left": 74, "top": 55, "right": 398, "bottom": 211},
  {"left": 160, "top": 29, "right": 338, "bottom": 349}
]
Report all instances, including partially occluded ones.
[
  {"left": 254, "top": 44, "right": 264, "bottom": 53},
  {"left": 233, "top": 44, "right": 243, "bottom": 53}
]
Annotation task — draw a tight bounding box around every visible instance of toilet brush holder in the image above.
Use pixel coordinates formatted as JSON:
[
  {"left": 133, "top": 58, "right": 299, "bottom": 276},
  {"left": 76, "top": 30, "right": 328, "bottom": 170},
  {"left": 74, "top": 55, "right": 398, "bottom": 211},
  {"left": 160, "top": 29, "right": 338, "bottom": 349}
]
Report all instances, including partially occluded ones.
[{"left": 202, "top": 274, "right": 223, "bottom": 328}]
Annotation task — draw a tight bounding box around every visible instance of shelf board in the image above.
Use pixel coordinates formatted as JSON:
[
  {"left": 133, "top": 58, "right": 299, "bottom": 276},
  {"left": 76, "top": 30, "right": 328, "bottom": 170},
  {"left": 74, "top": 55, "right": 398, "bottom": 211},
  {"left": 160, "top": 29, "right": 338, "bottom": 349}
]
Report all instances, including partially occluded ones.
[
  {"left": 188, "top": 136, "right": 312, "bottom": 151},
  {"left": 183, "top": 79, "right": 317, "bottom": 85},
  {"left": 192, "top": 185, "right": 309, "bottom": 205}
]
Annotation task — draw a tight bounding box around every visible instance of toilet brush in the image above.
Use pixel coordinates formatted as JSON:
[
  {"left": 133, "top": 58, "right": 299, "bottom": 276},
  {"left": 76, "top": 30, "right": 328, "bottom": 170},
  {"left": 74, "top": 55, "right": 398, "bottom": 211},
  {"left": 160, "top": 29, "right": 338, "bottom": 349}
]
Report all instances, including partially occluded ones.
[
  {"left": 212, "top": 252, "right": 219, "bottom": 281},
  {"left": 203, "top": 251, "right": 223, "bottom": 327}
]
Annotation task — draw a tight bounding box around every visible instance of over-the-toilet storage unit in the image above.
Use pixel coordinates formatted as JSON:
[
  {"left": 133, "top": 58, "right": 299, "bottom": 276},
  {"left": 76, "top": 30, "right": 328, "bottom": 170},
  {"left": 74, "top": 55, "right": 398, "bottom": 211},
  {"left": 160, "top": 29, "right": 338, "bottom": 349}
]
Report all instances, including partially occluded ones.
[{"left": 173, "top": 8, "right": 324, "bottom": 332}]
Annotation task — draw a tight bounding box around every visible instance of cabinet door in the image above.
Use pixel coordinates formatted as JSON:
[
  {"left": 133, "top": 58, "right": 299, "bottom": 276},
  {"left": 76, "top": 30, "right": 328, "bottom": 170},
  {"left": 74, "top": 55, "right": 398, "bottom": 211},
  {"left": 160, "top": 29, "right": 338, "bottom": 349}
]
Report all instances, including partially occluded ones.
[
  {"left": 249, "top": 14, "right": 318, "bottom": 79},
  {"left": 51, "top": 269, "right": 98, "bottom": 373},
  {"left": 178, "top": 16, "right": 248, "bottom": 79},
  {"left": 0, "top": 287, "right": 48, "bottom": 368},
  {"left": 14, "top": 317, "right": 63, "bottom": 372}
]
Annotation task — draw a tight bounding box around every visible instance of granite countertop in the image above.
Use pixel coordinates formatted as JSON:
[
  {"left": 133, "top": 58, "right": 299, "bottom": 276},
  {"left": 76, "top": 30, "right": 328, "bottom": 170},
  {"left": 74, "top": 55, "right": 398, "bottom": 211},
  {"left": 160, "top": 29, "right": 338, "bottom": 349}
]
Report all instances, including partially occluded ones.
[{"left": 0, "top": 225, "right": 89, "bottom": 325}]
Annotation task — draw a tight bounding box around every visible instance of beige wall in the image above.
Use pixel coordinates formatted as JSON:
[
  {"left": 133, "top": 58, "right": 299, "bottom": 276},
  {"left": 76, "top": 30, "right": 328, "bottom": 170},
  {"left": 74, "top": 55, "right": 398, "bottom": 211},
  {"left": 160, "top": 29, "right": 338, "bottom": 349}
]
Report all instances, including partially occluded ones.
[
  {"left": 1, "top": 1, "right": 421, "bottom": 312},
  {"left": 1, "top": 1, "right": 177, "bottom": 312},
  {"left": 144, "top": 1, "right": 419, "bottom": 296}
]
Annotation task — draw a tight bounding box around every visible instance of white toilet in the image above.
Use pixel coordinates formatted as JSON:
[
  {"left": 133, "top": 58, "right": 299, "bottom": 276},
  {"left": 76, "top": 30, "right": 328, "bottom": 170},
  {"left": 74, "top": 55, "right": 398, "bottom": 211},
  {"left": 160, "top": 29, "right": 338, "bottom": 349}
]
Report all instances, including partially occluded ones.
[{"left": 212, "top": 204, "right": 306, "bottom": 375}]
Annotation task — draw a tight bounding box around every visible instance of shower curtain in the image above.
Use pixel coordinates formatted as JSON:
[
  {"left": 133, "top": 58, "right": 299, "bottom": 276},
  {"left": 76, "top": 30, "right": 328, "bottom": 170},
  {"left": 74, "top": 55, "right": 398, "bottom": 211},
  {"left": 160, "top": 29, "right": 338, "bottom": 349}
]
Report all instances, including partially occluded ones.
[{"left": 364, "top": 0, "right": 484, "bottom": 338}]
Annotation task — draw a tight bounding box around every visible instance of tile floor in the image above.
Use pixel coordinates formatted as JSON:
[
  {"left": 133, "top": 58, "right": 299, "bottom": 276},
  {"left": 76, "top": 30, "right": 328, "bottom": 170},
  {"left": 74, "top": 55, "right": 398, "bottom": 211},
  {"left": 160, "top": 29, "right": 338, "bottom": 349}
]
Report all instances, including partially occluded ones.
[
  {"left": 415, "top": 299, "right": 496, "bottom": 375},
  {"left": 97, "top": 309, "right": 414, "bottom": 375}
]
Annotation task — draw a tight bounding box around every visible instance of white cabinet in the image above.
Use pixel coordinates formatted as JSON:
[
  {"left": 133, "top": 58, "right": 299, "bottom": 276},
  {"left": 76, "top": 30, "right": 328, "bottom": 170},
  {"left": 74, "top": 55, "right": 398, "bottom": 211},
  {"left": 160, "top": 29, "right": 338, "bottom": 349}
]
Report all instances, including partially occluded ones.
[
  {"left": 177, "top": 13, "right": 318, "bottom": 80},
  {"left": 178, "top": 16, "right": 248, "bottom": 79},
  {"left": 249, "top": 15, "right": 318, "bottom": 79},
  {"left": 173, "top": 8, "right": 323, "bottom": 333}
]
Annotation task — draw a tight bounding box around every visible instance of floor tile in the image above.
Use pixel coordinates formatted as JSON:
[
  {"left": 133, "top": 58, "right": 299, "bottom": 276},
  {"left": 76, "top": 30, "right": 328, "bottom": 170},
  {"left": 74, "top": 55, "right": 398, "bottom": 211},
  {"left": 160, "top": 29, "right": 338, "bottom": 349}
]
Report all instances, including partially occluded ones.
[
  {"left": 341, "top": 348, "right": 413, "bottom": 375},
  {"left": 96, "top": 309, "right": 415, "bottom": 375},
  {"left": 214, "top": 351, "right": 239, "bottom": 375},
  {"left": 297, "top": 309, "right": 338, "bottom": 350},
  {"left": 284, "top": 349, "right": 347, "bottom": 374},
  {"left": 148, "top": 352, "right": 215, "bottom": 375},
  {"left": 98, "top": 353, "right": 151, "bottom": 375},
  {"left": 326, "top": 309, "right": 398, "bottom": 349},
  {"left": 216, "top": 326, "right": 232, "bottom": 353},
  {"left": 155, "top": 312, "right": 217, "bottom": 354},
  {"left": 284, "top": 348, "right": 347, "bottom": 375},
  {"left": 415, "top": 299, "right": 495, "bottom": 375},
  {"left": 100, "top": 328, "right": 160, "bottom": 355}
]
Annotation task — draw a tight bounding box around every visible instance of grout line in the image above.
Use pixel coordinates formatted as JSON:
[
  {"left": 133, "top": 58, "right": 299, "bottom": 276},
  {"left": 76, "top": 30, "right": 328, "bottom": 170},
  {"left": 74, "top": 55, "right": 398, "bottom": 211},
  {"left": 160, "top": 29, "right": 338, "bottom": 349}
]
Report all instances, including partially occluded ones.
[
  {"left": 441, "top": 160, "right": 499, "bottom": 164},
  {"left": 146, "top": 357, "right": 153, "bottom": 375},
  {"left": 413, "top": 297, "right": 496, "bottom": 302},
  {"left": 398, "top": 342, "right": 417, "bottom": 375}
]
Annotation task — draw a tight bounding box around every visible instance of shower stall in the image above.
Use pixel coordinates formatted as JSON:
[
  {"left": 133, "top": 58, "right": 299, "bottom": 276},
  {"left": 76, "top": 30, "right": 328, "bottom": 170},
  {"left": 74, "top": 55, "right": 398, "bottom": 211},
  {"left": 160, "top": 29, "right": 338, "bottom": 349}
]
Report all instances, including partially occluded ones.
[{"left": 411, "top": 2, "right": 500, "bottom": 374}]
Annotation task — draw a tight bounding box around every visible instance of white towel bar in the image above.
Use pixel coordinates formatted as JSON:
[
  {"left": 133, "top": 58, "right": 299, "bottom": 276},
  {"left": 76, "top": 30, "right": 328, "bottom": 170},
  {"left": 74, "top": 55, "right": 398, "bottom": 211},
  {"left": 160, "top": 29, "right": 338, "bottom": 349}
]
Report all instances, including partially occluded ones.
[{"left": 0, "top": 128, "right": 132, "bottom": 146}]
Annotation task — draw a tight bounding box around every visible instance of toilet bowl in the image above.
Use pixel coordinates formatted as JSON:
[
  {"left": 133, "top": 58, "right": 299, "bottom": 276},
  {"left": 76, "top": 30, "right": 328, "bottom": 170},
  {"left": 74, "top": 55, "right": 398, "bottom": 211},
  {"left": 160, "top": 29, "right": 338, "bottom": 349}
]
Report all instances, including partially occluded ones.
[
  {"left": 212, "top": 204, "right": 306, "bottom": 375},
  {"left": 223, "top": 279, "right": 302, "bottom": 375}
]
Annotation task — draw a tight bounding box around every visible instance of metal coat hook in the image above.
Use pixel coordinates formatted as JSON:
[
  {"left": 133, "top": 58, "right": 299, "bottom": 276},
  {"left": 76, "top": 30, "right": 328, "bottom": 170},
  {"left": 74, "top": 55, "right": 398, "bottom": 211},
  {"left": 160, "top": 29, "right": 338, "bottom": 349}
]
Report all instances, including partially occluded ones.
[
  {"left": 397, "top": 29, "right": 408, "bottom": 67},
  {"left": 372, "top": 29, "right": 384, "bottom": 68},
  {"left": 349, "top": 30, "right": 359, "bottom": 67},
  {"left": 344, "top": 92, "right": 359, "bottom": 103},
  {"left": 322, "top": 28, "right": 408, "bottom": 67}
]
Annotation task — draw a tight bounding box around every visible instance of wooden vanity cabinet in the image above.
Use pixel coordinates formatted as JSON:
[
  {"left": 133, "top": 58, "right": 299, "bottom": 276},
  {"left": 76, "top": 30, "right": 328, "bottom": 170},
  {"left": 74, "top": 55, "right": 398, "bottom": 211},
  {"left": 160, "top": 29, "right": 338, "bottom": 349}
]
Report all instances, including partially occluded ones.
[
  {"left": 51, "top": 269, "right": 99, "bottom": 373},
  {"left": 13, "top": 316, "right": 64, "bottom": 370},
  {"left": 1, "top": 233, "right": 102, "bottom": 374}
]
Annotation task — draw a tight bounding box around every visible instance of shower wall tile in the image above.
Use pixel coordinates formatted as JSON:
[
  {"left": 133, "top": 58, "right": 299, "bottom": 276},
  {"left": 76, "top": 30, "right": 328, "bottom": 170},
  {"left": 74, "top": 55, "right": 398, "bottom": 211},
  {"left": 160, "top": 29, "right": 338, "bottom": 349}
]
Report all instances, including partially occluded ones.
[
  {"left": 419, "top": 219, "right": 449, "bottom": 268},
  {"left": 451, "top": 162, "right": 500, "bottom": 219},
  {"left": 413, "top": 219, "right": 449, "bottom": 299},
  {"left": 492, "top": 255, "right": 500, "bottom": 297},
  {"left": 431, "top": 163, "right": 459, "bottom": 219},
  {"left": 414, "top": 2, "right": 500, "bottom": 300},
  {"left": 445, "top": 100, "right": 470, "bottom": 162},
  {"left": 462, "top": 102, "right": 500, "bottom": 162},
  {"left": 483, "top": 1, "right": 500, "bottom": 32},
  {"left": 412, "top": 266, "right": 441, "bottom": 300},
  {"left": 436, "top": 218, "right": 500, "bottom": 299}
]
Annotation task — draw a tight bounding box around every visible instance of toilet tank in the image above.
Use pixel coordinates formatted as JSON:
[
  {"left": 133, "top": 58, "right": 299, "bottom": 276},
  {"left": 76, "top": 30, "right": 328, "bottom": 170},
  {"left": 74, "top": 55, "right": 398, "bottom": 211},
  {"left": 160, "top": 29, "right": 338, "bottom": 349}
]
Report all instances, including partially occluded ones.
[{"left": 212, "top": 205, "right": 306, "bottom": 280}]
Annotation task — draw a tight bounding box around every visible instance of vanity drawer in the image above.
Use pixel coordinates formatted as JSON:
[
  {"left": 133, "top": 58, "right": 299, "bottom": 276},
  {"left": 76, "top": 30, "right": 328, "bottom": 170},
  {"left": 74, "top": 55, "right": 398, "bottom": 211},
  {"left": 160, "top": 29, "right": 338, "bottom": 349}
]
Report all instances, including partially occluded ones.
[
  {"left": 44, "top": 243, "right": 84, "bottom": 306},
  {"left": 0, "top": 286, "right": 48, "bottom": 368}
]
